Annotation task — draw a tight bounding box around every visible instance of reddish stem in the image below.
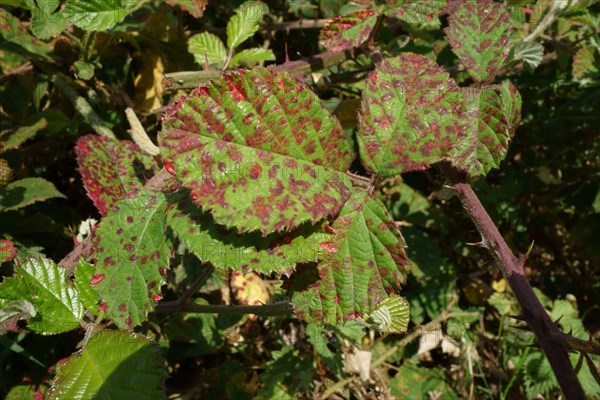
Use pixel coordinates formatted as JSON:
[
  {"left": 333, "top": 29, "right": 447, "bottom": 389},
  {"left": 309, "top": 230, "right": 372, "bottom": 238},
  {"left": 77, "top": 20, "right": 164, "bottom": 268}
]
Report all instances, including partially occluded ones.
[{"left": 451, "top": 182, "right": 585, "bottom": 400}]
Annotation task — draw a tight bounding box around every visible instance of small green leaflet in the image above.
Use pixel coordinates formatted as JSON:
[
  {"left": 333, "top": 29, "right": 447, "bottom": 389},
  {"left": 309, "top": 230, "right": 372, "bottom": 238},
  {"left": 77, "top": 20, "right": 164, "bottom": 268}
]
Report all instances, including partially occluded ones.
[
  {"left": 226, "top": 1, "right": 268, "bottom": 49},
  {"left": 361, "top": 294, "right": 409, "bottom": 333},
  {"left": 0, "top": 178, "right": 65, "bottom": 211}
]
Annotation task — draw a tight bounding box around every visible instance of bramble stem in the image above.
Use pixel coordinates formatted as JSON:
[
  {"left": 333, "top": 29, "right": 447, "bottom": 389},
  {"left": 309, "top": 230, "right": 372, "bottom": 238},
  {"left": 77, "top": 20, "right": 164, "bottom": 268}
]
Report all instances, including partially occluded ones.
[{"left": 450, "top": 182, "right": 585, "bottom": 400}]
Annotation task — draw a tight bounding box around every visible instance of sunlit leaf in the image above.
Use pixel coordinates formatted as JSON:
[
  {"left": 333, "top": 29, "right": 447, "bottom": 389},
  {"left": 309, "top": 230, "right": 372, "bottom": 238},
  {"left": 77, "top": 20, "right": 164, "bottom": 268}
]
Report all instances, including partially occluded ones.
[
  {"left": 0, "top": 258, "right": 83, "bottom": 334},
  {"left": 291, "top": 190, "right": 410, "bottom": 328},
  {"left": 49, "top": 331, "right": 166, "bottom": 400},
  {"left": 160, "top": 68, "right": 354, "bottom": 234},
  {"left": 230, "top": 47, "right": 275, "bottom": 67},
  {"left": 385, "top": 0, "right": 446, "bottom": 30},
  {"left": 91, "top": 190, "right": 171, "bottom": 328},
  {"left": 444, "top": 0, "right": 511, "bottom": 83},
  {"left": 26, "top": 0, "right": 68, "bottom": 39},
  {"left": 64, "top": 0, "right": 132, "bottom": 31},
  {"left": 188, "top": 32, "right": 227, "bottom": 67},
  {"left": 319, "top": 9, "right": 377, "bottom": 51},
  {"left": 226, "top": 2, "right": 268, "bottom": 49}
]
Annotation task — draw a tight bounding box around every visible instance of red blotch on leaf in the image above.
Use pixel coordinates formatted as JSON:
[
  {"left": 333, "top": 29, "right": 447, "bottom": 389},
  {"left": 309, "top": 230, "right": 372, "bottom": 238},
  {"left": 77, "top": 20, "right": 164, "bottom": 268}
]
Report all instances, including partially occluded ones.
[
  {"left": 163, "top": 159, "right": 176, "bottom": 175},
  {"left": 90, "top": 273, "right": 105, "bottom": 286},
  {"left": 99, "top": 302, "right": 108, "bottom": 312},
  {"left": 320, "top": 242, "right": 338, "bottom": 253},
  {"left": 153, "top": 293, "right": 163, "bottom": 303}
]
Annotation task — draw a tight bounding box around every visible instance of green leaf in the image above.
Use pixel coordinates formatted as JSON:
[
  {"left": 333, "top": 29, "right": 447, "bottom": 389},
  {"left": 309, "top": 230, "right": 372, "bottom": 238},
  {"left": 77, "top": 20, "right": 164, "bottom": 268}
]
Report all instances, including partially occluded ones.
[
  {"left": 0, "top": 116, "right": 48, "bottom": 153},
  {"left": 75, "top": 135, "right": 159, "bottom": 215},
  {"left": 319, "top": 9, "right": 377, "bottom": 51},
  {"left": 389, "top": 359, "right": 459, "bottom": 399},
  {"left": 64, "top": 0, "right": 132, "bottom": 31},
  {"left": 361, "top": 293, "right": 410, "bottom": 333},
  {"left": 0, "top": 178, "right": 65, "bottom": 211},
  {"left": 26, "top": 0, "right": 68, "bottom": 40},
  {"left": 572, "top": 45, "right": 600, "bottom": 81},
  {"left": 188, "top": 32, "right": 227, "bottom": 67},
  {"left": 444, "top": 0, "right": 511, "bottom": 83},
  {"left": 160, "top": 68, "right": 354, "bottom": 234},
  {"left": 73, "top": 60, "right": 95, "bottom": 80},
  {"left": 256, "top": 347, "right": 314, "bottom": 400},
  {"left": 74, "top": 259, "right": 100, "bottom": 315},
  {"left": 448, "top": 88, "right": 511, "bottom": 177},
  {"left": 226, "top": 2, "right": 268, "bottom": 49},
  {"left": 499, "top": 81, "right": 522, "bottom": 135},
  {"left": 0, "top": 12, "right": 52, "bottom": 60},
  {"left": 0, "top": 258, "right": 83, "bottom": 334},
  {"left": 291, "top": 190, "right": 410, "bottom": 328},
  {"left": 357, "top": 53, "right": 465, "bottom": 176},
  {"left": 164, "top": 0, "right": 207, "bottom": 18},
  {"left": 507, "top": 41, "right": 545, "bottom": 70},
  {"left": 91, "top": 190, "right": 171, "bottom": 328},
  {"left": 166, "top": 191, "right": 328, "bottom": 274},
  {"left": 0, "top": 300, "right": 36, "bottom": 334},
  {"left": 384, "top": 0, "right": 446, "bottom": 30},
  {"left": 230, "top": 47, "right": 275, "bottom": 67},
  {"left": 48, "top": 330, "right": 166, "bottom": 400},
  {"left": 524, "top": 351, "right": 557, "bottom": 398}
]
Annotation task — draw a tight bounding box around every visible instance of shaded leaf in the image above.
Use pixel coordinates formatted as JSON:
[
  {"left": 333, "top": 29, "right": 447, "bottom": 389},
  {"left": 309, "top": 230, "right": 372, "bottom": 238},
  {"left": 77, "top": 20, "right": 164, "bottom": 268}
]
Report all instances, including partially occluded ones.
[
  {"left": 188, "top": 32, "right": 227, "bottom": 67},
  {"left": 291, "top": 190, "right": 410, "bottom": 328},
  {"left": 64, "top": 0, "right": 132, "bottom": 31},
  {"left": 166, "top": 191, "right": 328, "bottom": 274},
  {"left": 507, "top": 41, "right": 544, "bottom": 70},
  {"left": 0, "top": 11, "right": 51, "bottom": 60},
  {"left": 75, "top": 135, "right": 159, "bottom": 216},
  {"left": 0, "top": 258, "right": 83, "bottom": 334},
  {"left": 48, "top": 330, "right": 166, "bottom": 400},
  {"left": 230, "top": 47, "right": 276, "bottom": 67},
  {"left": 0, "top": 116, "right": 47, "bottom": 153},
  {"left": 165, "top": 0, "right": 207, "bottom": 18},
  {"left": 499, "top": 81, "right": 522, "bottom": 134},
  {"left": 448, "top": 88, "right": 511, "bottom": 177},
  {"left": 226, "top": 2, "right": 268, "bottom": 49},
  {"left": 160, "top": 68, "right": 354, "bottom": 234},
  {"left": 389, "top": 360, "right": 459, "bottom": 399},
  {"left": 91, "top": 190, "right": 171, "bottom": 328},
  {"left": 26, "top": 0, "right": 68, "bottom": 39},
  {"left": 357, "top": 53, "right": 465, "bottom": 176},
  {"left": 572, "top": 45, "right": 600, "bottom": 81},
  {"left": 0, "top": 178, "right": 65, "bottom": 211},
  {"left": 444, "top": 0, "right": 511, "bottom": 83},
  {"left": 319, "top": 9, "right": 377, "bottom": 52}
]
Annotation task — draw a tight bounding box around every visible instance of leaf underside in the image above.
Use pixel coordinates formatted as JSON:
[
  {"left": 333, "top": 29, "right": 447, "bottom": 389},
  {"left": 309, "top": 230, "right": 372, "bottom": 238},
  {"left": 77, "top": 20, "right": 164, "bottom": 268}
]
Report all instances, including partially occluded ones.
[
  {"left": 160, "top": 68, "right": 354, "bottom": 234},
  {"left": 443, "top": 0, "right": 511, "bottom": 84},
  {"left": 91, "top": 190, "right": 171, "bottom": 328},
  {"left": 291, "top": 190, "right": 410, "bottom": 328},
  {"left": 75, "top": 135, "right": 158, "bottom": 216}
]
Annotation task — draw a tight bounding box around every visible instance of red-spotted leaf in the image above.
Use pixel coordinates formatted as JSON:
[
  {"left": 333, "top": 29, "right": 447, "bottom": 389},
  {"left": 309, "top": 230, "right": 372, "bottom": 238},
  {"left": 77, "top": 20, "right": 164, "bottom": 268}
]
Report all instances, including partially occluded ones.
[
  {"left": 160, "top": 68, "right": 354, "bottom": 235},
  {"left": 166, "top": 191, "right": 329, "bottom": 274},
  {"left": 319, "top": 9, "right": 377, "bottom": 52},
  {"left": 357, "top": 53, "right": 465, "bottom": 176},
  {"left": 448, "top": 87, "right": 511, "bottom": 177},
  {"left": 385, "top": 0, "right": 446, "bottom": 30},
  {"left": 291, "top": 190, "right": 410, "bottom": 328},
  {"left": 91, "top": 190, "right": 171, "bottom": 328},
  {"left": 165, "top": 0, "right": 207, "bottom": 19},
  {"left": 0, "top": 240, "right": 16, "bottom": 263},
  {"left": 76, "top": 135, "right": 159, "bottom": 215},
  {"left": 443, "top": 0, "right": 511, "bottom": 83},
  {"left": 499, "top": 81, "right": 522, "bottom": 135}
]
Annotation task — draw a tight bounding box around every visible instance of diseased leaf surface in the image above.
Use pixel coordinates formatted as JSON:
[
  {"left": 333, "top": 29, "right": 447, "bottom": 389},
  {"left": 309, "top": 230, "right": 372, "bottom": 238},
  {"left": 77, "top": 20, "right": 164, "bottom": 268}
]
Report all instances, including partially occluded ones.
[
  {"left": 91, "top": 190, "right": 171, "bottom": 328},
  {"left": 75, "top": 135, "right": 158, "bottom": 215},
  {"left": 166, "top": 191, "right": 328, "bottom": 274},
  {"left": 0, "top": 258, "right": 83, "bottom": 334},
  {"left": 0, "top": 178, "right": 65, "bottom": 211},
  {"left": 160, "top": 68, "right": 354, "bottom": 234},
  {"left": 444, "top": 0, "right": 511, "bottom": 83},
  {"left": 385, "top": 0, "right": 446, "bottom": 30},
  {"left": 319, "top": 9, "right": 377, "bottom": 52},
  {"left": 357, "top": 53, "right": 464, "bottom": 176},
  {"left": 49, "top": 331, "right": 166, "bottom": 400},
  {"left": 165, "top": 0, "right": 207, "bottom": 18},
  {"left": 448, "top": 88, "right": 511, "bottom": 177},
  {"left": 291, "top": 190, "right": 410, "bottom": 327}
]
